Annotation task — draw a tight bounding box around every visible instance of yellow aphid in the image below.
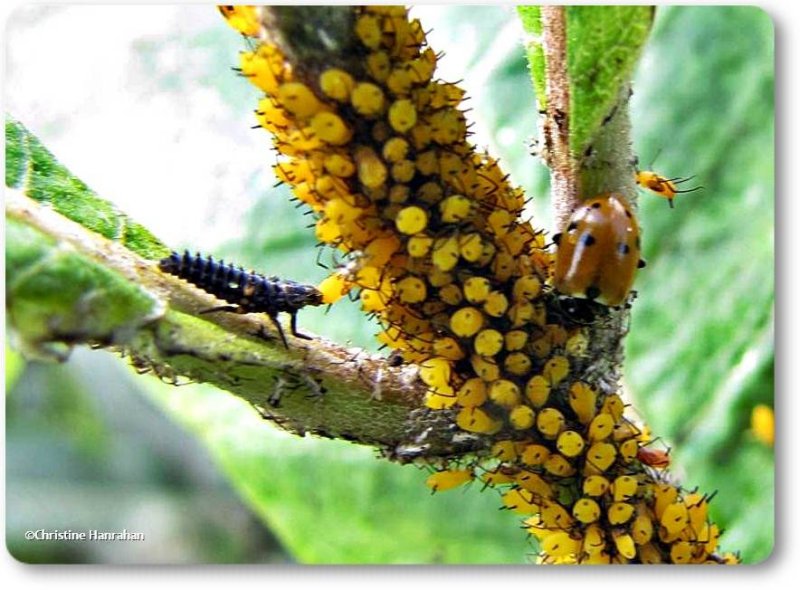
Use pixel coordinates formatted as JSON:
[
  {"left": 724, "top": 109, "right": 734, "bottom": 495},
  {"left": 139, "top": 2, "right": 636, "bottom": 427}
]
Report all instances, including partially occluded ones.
[
  {"left": 323, "top": 153, "right": 356, "bottom": 177},
  {"left": 459, "top": 234, "right": 484, "bottom": 262},
  {"left": 407, "top": 234, "right": 434, "bottom": 257},
  {"left": 429, "top": 108, "right": 466, "bottom": 145},
  {"left": 366, "top": 51, "right": 391, "bottom": 82},
  {"left": 544, "top": 454, "right": 576, "bottom": 477},
  {"left": 620, "top": 439, "right": 639, "bottom": 463},
  {"left": 439, "top": 194, "right": 473, "bottom": 223},
  {"left": 324, "top": 198, "right": 361, "bottom": 225},
  {"left": 608, "top": 502, "right": 635, "bottom": 525},
  {"left": 463, "top": 277, "right": 492, "bottom": 304},
  {"left": 432, "top": 336, "right": 465, "bottom": 361},
  {"left": 583, "top": 475, "right": 610, "bottom": 497},
  {"left": 503, "top": 488, "right": 539, "bottom": 515},
  {"left": 416, "top": 181, "right": 443, "bottom": 204},
  {"left": 438, "top": 283, "right": 463, "bottom": 306},
  {"left": 426, "top": 469, "right": 474, "bottom": 493},
  {"left": 504, "top": 330, "right": 528, "bottom": 351},
  {"left": 504, "top": 352, "right": 532, "bottom": 376},
  {"left": 669, "top": 541, "right": 694, "bottom": 564},
  {"left": 360, "top": 286, "right": 390, "bottom": 312},
  {"left": 509, "top": 405, "right": 536, "bottom": 430},
  {"left": 354, "top": 146, "right": 388, "bottom": 189},
  {"left": 542, "top": 355, "right": 570, "bottom": 386},
  {"left": 481, "top": 468, "right": 516, "bottom": 487},
  {"left": 219, "top": 5, "right": 260, "bottom": 37},
  {"left": 456, "top": 378, "right": 487, "bottom": 408},
  {"left": 315, "top": 216, "right": 342, "bottom": 244},
  {"left": 601, "top": 393, "right": 625, "bottom": 423},
  {"left": 541, "top": 532, "right": 580, "bottom": 559},
  {"left": 487, "top": 209, "right": 512, "bottom": 237},
  {"left": 277, "top": 82, "right": 327, "bottom": 118},
  {"left": 490, "top": 252, "right": 515, "bottom": 282},
  {"left": 429, "top": 81, "right": 466, "bottom": 109},
  {"left": 635, "top": 170, "right": 702, "bottom": 209},
  {"left": 565, "top": 330, "right": 590, "bottom": 358},
  {"left": 413, "top": 150, "right": 437, "bottom": 177},
  {"left": 317, "top": 271, "right": 353, "bottom": 304},
  {"left": 751, "top": 404, "right": 774, "bottom": 446},
  {"left": 240, "top": 47, "right": 284, "bottom": 95},
  {"left": 474, "top": 329, "right": 504, "bottom": 357},
  {"left": 355, "top": 13, "right": 382, "bottom": 49},
  {"left": 685, "top": 493, "right": 710, "bottom": 533},
  {"left": 556, "top": 431, "right": 586, "bottom": 457},
  {"left": 568, "top": 381, "right": 597, "bottom": 425},
  {"left": 351, "top": 82, "right": 386, "bottom": 117},
  {"left": 540, "top": 499, "right": 574, "bottom": 529},
  {"left": 612, "top": 531, "right": 637, "bottom": 560},
  {"left": 488, "top": 379, "right": 521, "bottom": 409},
  {"left": 389, "top": 184, "right": 410, "bottom": 203},
  {"left": 653, "top": 484, "right": 679, "bottom": 520},
  {"left": 631, "top": 512, "right": 654, "bottom": 545},
  {"left": 525, "top": 375, "right": 550, "bottom": 408},
  {"left": 583, "top": 524, "right": 606, "bottom": 556},
  {"left": 408, "top": 47, "right": 437, "bottom": 83},
  {"left": 395, "top": 205, "right": 428, "bottom": 235},
  {"left": 483, "top": 291, "right": 509, "bottom": 318},
  {"left": 310, "top": 112, "right": 352, "bottom": 145},
  {"left": 450, "top": 307, "right": 484, "bottom": 338},
  {"left": 639, "top": 542, "right": 664, "bottom": 564},
  {"left": 456, "top": 406, "right": 502, "bottom": 434},
  {"left": 427, "top": 268, "right": 453, "bottom": 287},
  {"left": 382, "top": 137, "right": 410, "bottom": 163},
  {"left": 572, "top": 498, "right": 601, "bottom": 524},
  {"left": 395, "top": 275, "right": 427, "bottom": 304},
  {"left": 364, "top": 235, "right": 401, "bottom": 266},
  {"left": 512, "top": 275, "right": 541, "bottom": 301},
  {"left": 319, "top": 68, "right": 355, "bottom": 102},
  {"left": 419, "top": 357, "right": 452, "bottom": 389},
  {"left": 612, "top": 476, "right": 638, "bottom": 503},
  {"left": 425, "top": 389, "right": 458, "bottom": 409},
  {"left": 491, "top": 440, "right": 518, "bottom": 461},
  {"left": 584, "top": 442, "right": 617, "bottom": 474},
  {"left": 388, "top": 99, "right": 417, "bottom": 133},
  {"left": 520, "top": 444, "right": 550, "bottom": 466},
  {"left": 386, "top": 66, "right": 413, "bottom": 95},
  {"left": 391, "top": 159, "right": 416, "bottom": 183},
  {"left": 660, "top": 502, "right": 689, "bottom": 536},
  {"left": 256, "top": 97, "right": 292, "bottom": 133},
  {"left": 536, "top": 408, "right": 565, "bottom": 439},
  {"left": 432, "top": 236, "right": 460, "bottom": 271},
  {"left": 516, "top": 471, "right": 554, "bottom": 499},
  {"left": 587, "top": 413, "right": 615, "bottom": 442},
  {"left": 355, "top": 265, "right": 381, "bottom": 289}
]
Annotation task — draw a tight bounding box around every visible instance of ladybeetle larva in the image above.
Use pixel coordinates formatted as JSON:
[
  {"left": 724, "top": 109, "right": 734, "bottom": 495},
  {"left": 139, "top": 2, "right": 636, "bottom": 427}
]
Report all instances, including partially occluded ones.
[
  {"left": 159, "top": 250, "right": 323, "bottom": 348},
  {"left": 552, "top": 193, "right": 645, "bottom": 307}
]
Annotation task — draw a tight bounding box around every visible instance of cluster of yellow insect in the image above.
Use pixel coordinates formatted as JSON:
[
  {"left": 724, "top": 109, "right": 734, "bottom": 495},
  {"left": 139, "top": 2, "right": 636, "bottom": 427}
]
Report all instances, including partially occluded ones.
[{"left": 219, "top": 5, "right": 737, "bottom": 565}]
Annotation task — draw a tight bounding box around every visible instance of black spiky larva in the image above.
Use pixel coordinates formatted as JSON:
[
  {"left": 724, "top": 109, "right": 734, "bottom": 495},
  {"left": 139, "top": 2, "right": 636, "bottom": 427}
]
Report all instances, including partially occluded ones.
[{"left": 158, "top": 250, "right": 324, "bottom": 348}]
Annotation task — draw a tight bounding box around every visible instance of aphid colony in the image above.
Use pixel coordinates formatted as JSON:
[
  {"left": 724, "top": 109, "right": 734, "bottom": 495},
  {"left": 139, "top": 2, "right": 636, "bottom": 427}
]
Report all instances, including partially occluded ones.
[
  {"left": 219, "top": 5, "right": 736, "bottom": 564},
  {"left": 159, "top": 250, "right": 323, "bottom": 348}
]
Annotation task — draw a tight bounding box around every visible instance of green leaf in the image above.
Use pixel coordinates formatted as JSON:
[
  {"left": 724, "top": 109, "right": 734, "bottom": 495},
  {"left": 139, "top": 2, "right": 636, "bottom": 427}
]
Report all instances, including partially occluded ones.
[
  {"left": 518, "top": 6, "right": 654, "bottom": 158},
  {"left": 5, "top": 217, "right": 163, "bottom": 359},
  {"left": 5, "top": 116, "right": 170, "bottom": 260}
]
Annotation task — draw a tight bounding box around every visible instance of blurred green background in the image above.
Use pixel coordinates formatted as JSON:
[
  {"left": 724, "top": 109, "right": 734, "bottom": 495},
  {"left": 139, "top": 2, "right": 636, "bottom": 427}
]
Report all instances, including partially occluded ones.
[{"left": 5, "top": 5, "right": 773, "bottom": 563}]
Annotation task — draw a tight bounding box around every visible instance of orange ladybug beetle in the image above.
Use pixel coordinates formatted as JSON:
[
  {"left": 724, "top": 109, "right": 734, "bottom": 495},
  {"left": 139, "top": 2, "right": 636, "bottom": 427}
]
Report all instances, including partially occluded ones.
[{"left": 553, "top": 193, "right": 645, "bottom": 307}]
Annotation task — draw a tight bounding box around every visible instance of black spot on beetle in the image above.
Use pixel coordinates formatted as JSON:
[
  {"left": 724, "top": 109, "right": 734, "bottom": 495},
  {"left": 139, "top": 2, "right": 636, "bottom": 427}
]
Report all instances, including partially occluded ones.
[{"left": 580, "top": 234, "right": 596, "bottom": 247}]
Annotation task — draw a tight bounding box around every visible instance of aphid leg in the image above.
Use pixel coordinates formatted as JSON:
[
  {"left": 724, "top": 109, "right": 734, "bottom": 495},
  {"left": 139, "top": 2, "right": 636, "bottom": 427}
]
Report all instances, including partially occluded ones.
[{"left": 289, "top": 312, "right": 313, "bottom": 341}]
